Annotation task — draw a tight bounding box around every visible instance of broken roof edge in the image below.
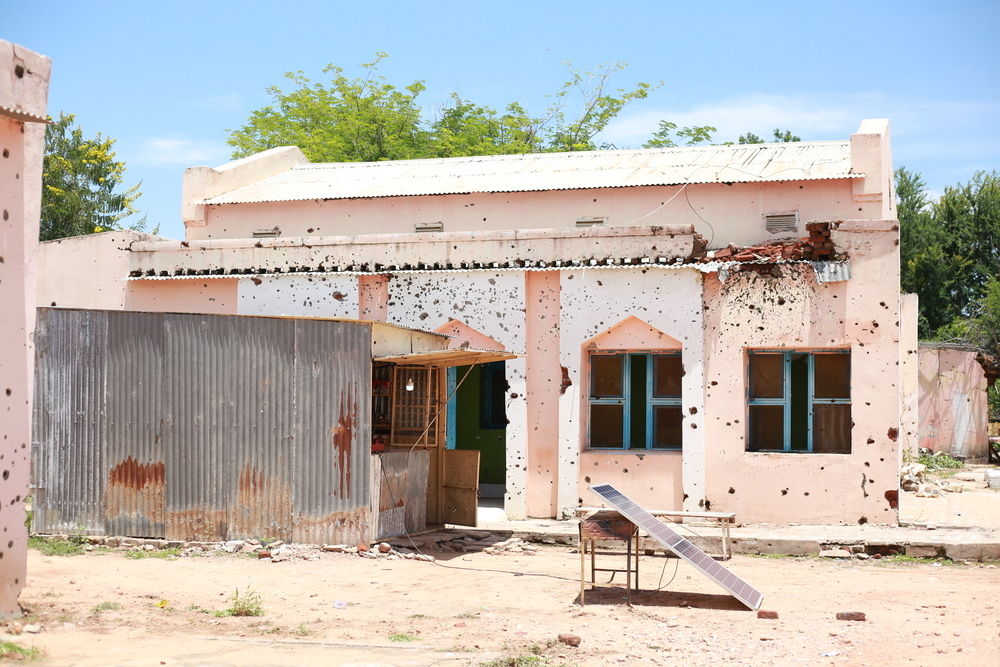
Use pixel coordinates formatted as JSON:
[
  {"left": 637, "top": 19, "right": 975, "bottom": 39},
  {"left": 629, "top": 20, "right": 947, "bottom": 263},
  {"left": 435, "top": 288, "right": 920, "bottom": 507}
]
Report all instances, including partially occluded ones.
[{"left": 129, "top": 223, "right": 698, "bottom": 254}]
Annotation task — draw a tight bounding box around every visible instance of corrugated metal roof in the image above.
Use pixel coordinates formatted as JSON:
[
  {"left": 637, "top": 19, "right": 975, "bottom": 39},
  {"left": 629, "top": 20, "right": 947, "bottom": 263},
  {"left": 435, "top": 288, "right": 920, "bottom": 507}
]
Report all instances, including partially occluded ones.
[{"left": 202, "top": 141, "right": 859, "bottom": 205}]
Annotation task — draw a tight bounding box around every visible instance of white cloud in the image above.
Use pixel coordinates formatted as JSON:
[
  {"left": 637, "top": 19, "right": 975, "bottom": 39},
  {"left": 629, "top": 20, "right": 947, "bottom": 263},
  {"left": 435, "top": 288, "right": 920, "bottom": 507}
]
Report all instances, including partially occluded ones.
[{"left": 133, "top": 137, "right": 230, "bottom": 165}]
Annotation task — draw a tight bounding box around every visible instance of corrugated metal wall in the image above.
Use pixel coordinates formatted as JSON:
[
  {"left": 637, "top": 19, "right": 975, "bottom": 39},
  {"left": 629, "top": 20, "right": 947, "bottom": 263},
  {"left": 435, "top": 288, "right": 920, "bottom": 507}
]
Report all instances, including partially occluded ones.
[
  {"left": 32, "top": 308, "right": 373, "bottom": 543},
  {"left": 371, "top": 450, "right": 428, "bottom": 541}
]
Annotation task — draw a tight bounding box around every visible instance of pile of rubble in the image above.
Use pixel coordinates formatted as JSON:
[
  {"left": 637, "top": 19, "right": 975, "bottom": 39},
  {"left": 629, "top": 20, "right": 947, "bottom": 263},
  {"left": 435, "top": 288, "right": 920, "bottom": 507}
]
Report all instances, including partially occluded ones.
[
  {"left": 703, "top": 222, "right": 838, "bottom": 263},
  {"left": 900, "top": 462, "right": 964, "bottom": 497},
  {"left": 320, "top": 542, "right": 434, "bottom": 562},
  {"left": 390, "top": 530, "right": 540, "bottom": 555}
]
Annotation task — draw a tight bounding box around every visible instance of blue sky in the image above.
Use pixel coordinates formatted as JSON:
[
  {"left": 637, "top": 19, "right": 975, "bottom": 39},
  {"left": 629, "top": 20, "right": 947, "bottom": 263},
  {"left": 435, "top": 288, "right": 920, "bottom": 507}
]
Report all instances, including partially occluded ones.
[{"left": 8, "top": 1, "right": 999, "bottom": 240}]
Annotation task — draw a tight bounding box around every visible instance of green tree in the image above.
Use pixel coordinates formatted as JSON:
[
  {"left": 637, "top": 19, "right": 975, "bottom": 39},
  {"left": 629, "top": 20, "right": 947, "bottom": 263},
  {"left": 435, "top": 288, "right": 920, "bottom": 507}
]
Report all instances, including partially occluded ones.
[
  {"left": 737, "top": 128, "right": 801, "bottom": 144},
  {"left": 228, "top": 56, "right": 654, "bottom": 161},
  {"left": 41, "top": 112, "right": 148, "bottom": 241},
  {"left": 642, "top": 121, "right": 717, "bottom": 148}
]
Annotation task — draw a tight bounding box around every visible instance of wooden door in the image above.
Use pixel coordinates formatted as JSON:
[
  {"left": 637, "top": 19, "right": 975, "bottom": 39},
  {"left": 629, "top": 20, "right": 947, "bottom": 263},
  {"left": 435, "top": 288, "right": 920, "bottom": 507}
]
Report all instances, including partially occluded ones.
[{"left": 442, "top": 449, "right": 479, "bottom": 527}]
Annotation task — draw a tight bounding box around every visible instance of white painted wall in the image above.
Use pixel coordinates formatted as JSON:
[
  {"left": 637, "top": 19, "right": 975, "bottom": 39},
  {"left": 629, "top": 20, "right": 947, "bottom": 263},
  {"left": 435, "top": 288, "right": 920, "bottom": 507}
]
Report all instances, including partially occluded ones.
[
  {"left": 237, "top": 274, "right": 359, "bottom": 319},
  {"left": 385, "top": 272, "right": 529, "bottom": 518}
]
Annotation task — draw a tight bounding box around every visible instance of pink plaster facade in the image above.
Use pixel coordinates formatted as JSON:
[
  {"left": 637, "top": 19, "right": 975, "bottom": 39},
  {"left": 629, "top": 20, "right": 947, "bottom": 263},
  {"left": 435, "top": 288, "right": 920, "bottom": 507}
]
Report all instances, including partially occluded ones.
[
  {"left": 37, "top": 119, "right": 914, "bottom": 525},
  {"left": 918, "top": 346, "right": 990, "bottom": 462},
  {"left": 0, "top": 40, "right": 49, "bottom": 617}
]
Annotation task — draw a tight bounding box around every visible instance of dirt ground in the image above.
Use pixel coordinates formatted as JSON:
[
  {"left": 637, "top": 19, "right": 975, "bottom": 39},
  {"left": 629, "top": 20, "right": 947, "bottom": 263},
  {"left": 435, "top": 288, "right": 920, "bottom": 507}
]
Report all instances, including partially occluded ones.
[{"left": 6, "top": 540, "right": 999, "bottom": 666}]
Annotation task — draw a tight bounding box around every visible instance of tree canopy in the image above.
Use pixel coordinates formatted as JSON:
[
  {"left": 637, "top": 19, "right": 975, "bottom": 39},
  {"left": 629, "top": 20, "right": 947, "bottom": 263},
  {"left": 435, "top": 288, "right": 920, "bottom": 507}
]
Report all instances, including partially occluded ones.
[
  {"left": 41, "top": 112, "right": 149, "bottom": 241},
  {"left": 228, "top": 55, "right": 802, "bottom": 161},
  {"left": 898, "top": 167, "right": 1000, "bottom": 416},
  {"left": 228, "top": 56, "right": 656, "bottom": 161}
]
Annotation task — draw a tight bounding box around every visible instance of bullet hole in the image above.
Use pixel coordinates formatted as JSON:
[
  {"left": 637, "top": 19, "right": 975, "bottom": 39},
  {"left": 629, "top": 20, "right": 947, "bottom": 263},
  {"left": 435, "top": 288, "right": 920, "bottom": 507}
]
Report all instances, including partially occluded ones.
[
  {"left": 509, "top": 393, "right": 518, "bottom": 399},
  {"left": 14, "top": 65, "right": 24, "bottom": 78},
  {"left": 623, "top": 468, "right": 629, "bottom": 473},
  {"left": 725, "top": 422, "right": 731, "bottom": 426},
  {"left": 690, "top": 423, "right": 697, "bottom": 429},
  {"left": 864, "top": 461, "right": 870, "bottom": 467},
  {"left": 1, "top": 149, "right": 7, "bottom": 158},
  {"left": 584, "top": 476, "right": 591, "bottom": 483},
  {"left": 780, "top": 489, "right": 788, "bottom": 496},
  {"left": 857, "top": 516, "right": 868, "bottom": 525},
  {"left": 682, "top": 493, "right": 689, "bottom": 501},
  {"left": 332, "top": 291, "right": 345, "bottom": 301},
  {"left": 820, "top": 466, "right": 825, "bottom": 470},
  {"left": 560, "top": 366, "right": 572, "bottom": 395},
  {"left": 866, "top": 438, "right": 875, "bottom": 444},
  {"left": 307, "top": 228, "right": 315, "bottom": 233},
  {"left": 4, "top": 389, "right": 9, "bottom": 396},
  {"left": 688, "top": 406, "right": 698, "bottom": 415},
  {"left": 777, "top": 297, "right": 785, "bottom": 305},
  {"left": 728, "top": 487, "right": 735, "bottom": 494},
  {"left": 2, "top": 210, "right": 7, "bottom": 221},
  {"left": 419, "top": 312, "right": 429, "bottom": 320},
  {"left": 577, "top": 498, "right": 583, "bottom": 504},
  {"left": 886, "top": 427, "right": 898, "bottom": 442},
  {"left": 1, "top": 471, "right": 6, "bottom": 480},
  {"left": 710, "top": 381, "right": 718, "bottom": 386},
  {"left": 884, "top": 489, "right": 898, "bottom": 509},
  {"left": 703, "top": 500, "right": 711, "bottom": 510}
]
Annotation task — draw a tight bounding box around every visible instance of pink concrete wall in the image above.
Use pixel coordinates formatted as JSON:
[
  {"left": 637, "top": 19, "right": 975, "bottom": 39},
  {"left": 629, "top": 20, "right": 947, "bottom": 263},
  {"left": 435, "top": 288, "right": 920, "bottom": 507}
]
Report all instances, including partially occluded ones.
[
  {"left": 0, "top": 40, "right": 50, "bottom": 617},
  {"left": 125, "top": 279, "right": 239, "bottom": 314},
  {"left": 36, "top": 231, "right": 159, "bottom": 310},
  {"left": 192, "top": 179, "right": 866, "bottom": 249},
  {"left": 918, "top": 347, "right": 989, "bottom": 461},
  {"left": 702, "top": 223, "right": 902, "bottom": 525},
  {"left": 524, "top": 271, "right": 561, "bottom": 517}
]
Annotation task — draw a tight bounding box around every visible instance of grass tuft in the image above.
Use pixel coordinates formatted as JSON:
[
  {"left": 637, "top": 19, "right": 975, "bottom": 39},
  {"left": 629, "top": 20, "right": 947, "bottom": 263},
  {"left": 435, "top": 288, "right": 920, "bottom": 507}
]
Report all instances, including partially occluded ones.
[
  {"left": 389, "top": 632, "right": 419, "bottom": 642},
  {"left": 124, "top": 548, "right": 181, "bottom": 560},
  {"left": 90, "top": 601, "right": 122, "bottom": 614},
  {"left": 214, "top": 587, "right": 264, "bottom": 617},
  {"left": 28, "top": 536, "right": 84, "bottom": 557},
  {"left": 0, "top": 641, "right": 42, "bottom": 662}
]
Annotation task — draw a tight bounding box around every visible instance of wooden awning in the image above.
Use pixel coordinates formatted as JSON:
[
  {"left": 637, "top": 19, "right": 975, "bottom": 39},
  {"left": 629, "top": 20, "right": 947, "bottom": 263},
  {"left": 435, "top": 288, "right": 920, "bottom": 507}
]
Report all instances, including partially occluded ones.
[{"left": 374, "top": 349, "right": 519, "bottom": 367}]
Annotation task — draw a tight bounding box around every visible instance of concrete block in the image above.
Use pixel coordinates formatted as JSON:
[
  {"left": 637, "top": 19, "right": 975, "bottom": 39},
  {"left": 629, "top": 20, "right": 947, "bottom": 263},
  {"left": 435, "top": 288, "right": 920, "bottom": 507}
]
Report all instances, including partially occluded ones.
[
  {"left": 904, "top": 544, "right": 941, "bottom": 559},
  {"left": 986, "top": 469, "right": 1000, "bottom": 490},
  {"left": 944, "top": 542, "right": 1000, "bottom": 561},
  {"left": 732, "top": 538, "right": 821, "bottom": 557}
]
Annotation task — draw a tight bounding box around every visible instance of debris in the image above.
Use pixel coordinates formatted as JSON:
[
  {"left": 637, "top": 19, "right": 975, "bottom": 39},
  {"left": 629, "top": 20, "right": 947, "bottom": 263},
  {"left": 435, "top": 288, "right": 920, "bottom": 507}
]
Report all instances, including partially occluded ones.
[
  {"left": 558, "top": 633, "right": 581, "bottom": 647},
  {"left": 22, "top": 624, "right": 41, "bottom": 634},
  {"left": 819, "top": 549, "right": 852, "bottom": 559},
  {"left": 835, "top": 612, "right": 866, "bottom": 622},
  {"left": 756, "top": 610, "right": 779, "bottom": 619},
  {"left": 323, "top": 544, "right": 348, "bottom": 552},
  {"left": 333, "top": 601, "right": 347, "bottom": 609}
]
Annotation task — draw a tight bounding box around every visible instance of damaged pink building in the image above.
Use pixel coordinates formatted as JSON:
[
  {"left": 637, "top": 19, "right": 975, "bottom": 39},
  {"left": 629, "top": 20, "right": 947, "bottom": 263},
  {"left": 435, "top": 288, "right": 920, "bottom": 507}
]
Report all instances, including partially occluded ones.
[{"left": 38, "top": 119, "right": 918, "bottom": 526}]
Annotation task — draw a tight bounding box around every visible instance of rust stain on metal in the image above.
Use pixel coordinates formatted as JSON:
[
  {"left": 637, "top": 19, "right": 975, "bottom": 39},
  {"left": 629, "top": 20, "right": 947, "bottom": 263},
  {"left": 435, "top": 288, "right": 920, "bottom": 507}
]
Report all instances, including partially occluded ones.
[
  {"left": 165, "top": 509, "right": 229, "bottom": 542},
  {"left": 105, "top": 457, "right": 166, "bottom": 525},
  {"left": 332, "top": 391, "right": 357, "bottom": 498},
  {"left": 232, "top": 463, "right": 292, "bottom": 541},
  {"left": 292, "top": 506, "right": 370, "bottom": 545}
]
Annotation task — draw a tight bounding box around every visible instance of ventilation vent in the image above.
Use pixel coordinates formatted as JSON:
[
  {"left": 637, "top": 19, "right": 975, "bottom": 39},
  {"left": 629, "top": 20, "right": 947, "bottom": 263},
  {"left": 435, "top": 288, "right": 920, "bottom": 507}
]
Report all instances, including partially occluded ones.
[
  {"left": 415, "top": 221, "right": 444, "bottom": 233},
  {"left": 764, "top": 212, "right": 798, "bottom": 234},
  {"left": 576, "top": 217, "right": 606, "bottom": 227},
  {"left": 252, "top": 227, "right": 280, "bottom": 238}
]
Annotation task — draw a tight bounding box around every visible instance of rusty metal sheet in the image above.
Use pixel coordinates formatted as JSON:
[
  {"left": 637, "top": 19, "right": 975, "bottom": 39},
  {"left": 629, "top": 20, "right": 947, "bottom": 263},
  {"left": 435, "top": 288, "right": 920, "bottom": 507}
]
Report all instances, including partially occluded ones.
[
  {"left": 32, "top": 308, "right": 377, "bottom": 544},
  {"left": 371, "top": 450, "right": 428, "bottom": 540},
  {"left": 32, "top": 309, "right": 108, "bottom": 534},
  {"left": 202, "top": 141, "right": 859, "bottom": 205},
  {"left": 290, "top": 318, "right": 372, "bottom": 545}
]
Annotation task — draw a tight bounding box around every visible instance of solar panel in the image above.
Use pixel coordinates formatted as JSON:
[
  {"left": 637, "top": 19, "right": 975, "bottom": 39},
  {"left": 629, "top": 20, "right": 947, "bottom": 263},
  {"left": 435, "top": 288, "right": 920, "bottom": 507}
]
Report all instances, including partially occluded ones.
[{"left": 590, "top": 483, "right": 764, "bottom": 610}]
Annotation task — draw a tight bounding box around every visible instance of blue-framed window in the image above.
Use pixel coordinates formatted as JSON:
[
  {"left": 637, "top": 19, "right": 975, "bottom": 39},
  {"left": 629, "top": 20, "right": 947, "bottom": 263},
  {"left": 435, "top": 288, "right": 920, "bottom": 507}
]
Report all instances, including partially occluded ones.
[
  {"left": 747, "top": 350, "right": 851, "bottom": 453},
  {"left": 588, "top": 352, "right": 683, "bottom": 450}
]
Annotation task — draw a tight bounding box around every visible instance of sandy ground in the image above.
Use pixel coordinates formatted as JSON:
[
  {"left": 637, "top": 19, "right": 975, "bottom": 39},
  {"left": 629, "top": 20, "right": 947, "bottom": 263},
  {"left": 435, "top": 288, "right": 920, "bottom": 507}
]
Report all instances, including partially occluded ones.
[
  {"left": 6, "top": 540, "right": 999, "bottom": 666},
  {"left": 899, "top": 468, "right": 1000, "bottom": 529}
]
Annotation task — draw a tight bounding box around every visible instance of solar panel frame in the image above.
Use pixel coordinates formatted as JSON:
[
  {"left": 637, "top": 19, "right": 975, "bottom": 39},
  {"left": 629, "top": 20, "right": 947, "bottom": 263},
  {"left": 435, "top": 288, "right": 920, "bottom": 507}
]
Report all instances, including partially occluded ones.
[{"left": 589, "top": 483, "right": 764, "bottom": 610}]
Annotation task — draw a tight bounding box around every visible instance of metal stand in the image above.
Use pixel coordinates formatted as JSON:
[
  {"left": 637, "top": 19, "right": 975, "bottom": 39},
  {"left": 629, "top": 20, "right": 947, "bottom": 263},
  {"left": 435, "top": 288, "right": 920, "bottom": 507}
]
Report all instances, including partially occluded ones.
[{"left": 578, "top": 510, "right": 640, "bottom": 606}]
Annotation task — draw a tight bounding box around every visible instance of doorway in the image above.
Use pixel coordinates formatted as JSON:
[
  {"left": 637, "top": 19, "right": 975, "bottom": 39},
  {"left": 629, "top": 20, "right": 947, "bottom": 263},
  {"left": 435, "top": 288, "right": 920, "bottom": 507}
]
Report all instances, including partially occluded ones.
[{"left": 447, "top": 362, "right": 508, "bottom": 513}]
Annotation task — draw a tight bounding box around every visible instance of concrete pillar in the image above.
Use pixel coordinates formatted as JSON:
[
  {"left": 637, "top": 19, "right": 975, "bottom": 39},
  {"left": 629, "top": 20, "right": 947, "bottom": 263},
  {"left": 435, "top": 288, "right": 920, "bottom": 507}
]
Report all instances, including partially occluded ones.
[
  {"left": 524, "top": 271, "right": 560, "bottom": 517},
  {"left": 0, "top": 40, "right": 50, "bottom": 618}
]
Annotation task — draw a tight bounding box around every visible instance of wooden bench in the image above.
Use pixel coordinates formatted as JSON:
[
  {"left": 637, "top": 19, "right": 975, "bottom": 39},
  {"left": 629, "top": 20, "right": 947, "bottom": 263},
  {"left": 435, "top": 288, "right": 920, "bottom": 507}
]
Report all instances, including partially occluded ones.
[{"left": 574, "top": 507, "right": 736, "bottom": 560}]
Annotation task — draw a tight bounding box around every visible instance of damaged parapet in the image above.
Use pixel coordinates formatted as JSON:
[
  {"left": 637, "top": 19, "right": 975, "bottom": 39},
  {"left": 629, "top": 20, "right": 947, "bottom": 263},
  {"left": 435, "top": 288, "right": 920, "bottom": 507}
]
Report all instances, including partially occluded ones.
[{"left": 127, "top": 224, "right": 708, "bottom": 277}]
